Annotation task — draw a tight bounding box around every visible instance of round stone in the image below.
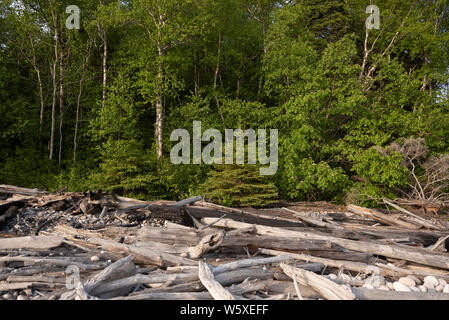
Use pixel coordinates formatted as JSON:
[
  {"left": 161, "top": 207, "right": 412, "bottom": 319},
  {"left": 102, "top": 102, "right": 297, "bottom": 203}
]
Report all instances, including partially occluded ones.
[
  {"left": 424, "top": 276, "right": 439, "bottom": 287},
  {"left": 2, "top": 293, "right": 12, "bottom": 300},
  {"left": 386, "top": 282, "right": 394, "bottom": 290},
  {"left": 443, "top": 284, "right": 449, "bottom": 294},
  {"left": 398, "top": 277, "right": 416, "bottom": 287},
  {"left": 436, "top": 284, "right": 444, "bottom": 292},
  {"left": 378, "top": 285, "right": 390, "bottom": 291},
  {"left": 409, "top": 286, "right": 420, "bottom": 292},
  {"left": 407, "top": 275, "right": 422, "bottom": 285},
  {"left": 418, "top": 285, "right": 428, "bottom": 292},
  {"left": 90, "top": 255, "right": 100, "bottom": 262},
  {"left": 438, "top": 279, "right": 447, "bottom": 287},
  {"left": 16, "top": 295, "right": 28, "bottom": 301},
  {"left": 393, "top": 282, "right": 412, "bottom": 292},
  {"left": 424, "top": 282, "right": 435, "bottom": 290}
]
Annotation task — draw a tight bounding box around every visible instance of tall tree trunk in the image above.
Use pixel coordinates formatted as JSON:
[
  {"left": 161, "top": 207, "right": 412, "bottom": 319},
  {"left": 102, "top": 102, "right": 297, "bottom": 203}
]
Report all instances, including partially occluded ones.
[
  {"left": 58, "top": 48, "right": 64, "bottom": 170},
  {"left": 194, "top": 51, "right": 199, "bottom": 97},
  {"left": 49, "top": 7, "right": 58, "bottom": 161},
  {"left": 214, "top": 31, "right": 225, "bottom": 125},
  {"left": 102, "top": 29, "right": 108, "bottom": 105},
  {"left": 155, "top": 45, "right": 164, "bottom": 164},
  {"left": 74, "top": 53, "right": 88, "bottom": 163},
  {"left": 28, "top": 34, "right": 44, "bottom": 135},
  {"left": 98, "top": 0, "right": 108, "bottom": 106}
]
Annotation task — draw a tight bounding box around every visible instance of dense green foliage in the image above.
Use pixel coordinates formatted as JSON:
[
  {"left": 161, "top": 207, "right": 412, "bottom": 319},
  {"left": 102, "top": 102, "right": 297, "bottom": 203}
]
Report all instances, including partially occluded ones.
[{"left": 1, "top": 0, "right": 449, "bottom": 206}]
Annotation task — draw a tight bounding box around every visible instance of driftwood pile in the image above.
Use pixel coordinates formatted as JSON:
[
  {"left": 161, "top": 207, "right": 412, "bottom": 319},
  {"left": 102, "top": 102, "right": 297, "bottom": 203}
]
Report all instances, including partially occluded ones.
[{"left": 1, "top": 184, "right": 449, "bottom": 300}]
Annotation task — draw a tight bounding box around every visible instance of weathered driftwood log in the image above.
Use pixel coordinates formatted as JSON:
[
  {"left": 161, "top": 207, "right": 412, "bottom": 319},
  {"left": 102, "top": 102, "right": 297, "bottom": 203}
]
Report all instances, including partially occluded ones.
[
  {"left": 203, "top": 218, "right": 449, "bottom": 270},
  {"left": 212, "top": 255, "right": 293, "bottom": 274},
  {"left": 198, "top": 261, "right": 236, "bottom": 300},
  {"left": 137, "top": 225, "right": 370, "bottom": 261},
  {"left": 346, "top": 204, "right": 418, "bottom": 229},
  {"left": 172, "top": 196, "right": 203, "bottom": 207},
  {"left": 86, "top": 237, "right": 197, "bottom": 267},
  {"left": 89, "top": 272, "right": 199, "bottom": 296},
  {"left": 281, "top": 263, "right": 355, "bottom": 300},
  {"left": 187, "top": 231, "right": 225, "bottom": 259},
  {"left": 0, "top": 185, "right": 47, "bottom": 197},
  {"left": 143, "top": 204, "right": 306, "bottom": 229},
  {"left": 0, "top": 236, "right": 64, "bottom": 250},
  {"left": 113, "top": 279, "right": 268, "bottom": 300},
  {"left": 382, "top": 199, "right": 446, "bottom": 231},
  {"left": 0, "top": 256, "right": 103, "bottom": 270},
  {"left": 261, "top": 248, "right": 449, "bottom": 280},
  {"left": 6, "top": 275, "right": 66, "bottom": 284},
  {"left": 85, "top": 256, "right": 136, "bottom": 295},
  {"left": 0, "top": 282, "right": 34, "bottom": 292}
]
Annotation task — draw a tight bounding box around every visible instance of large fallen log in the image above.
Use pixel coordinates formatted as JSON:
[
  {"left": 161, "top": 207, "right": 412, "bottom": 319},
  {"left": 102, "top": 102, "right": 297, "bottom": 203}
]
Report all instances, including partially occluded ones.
[
  {"left": 0, "top": 185, "right": 48, "bottom": 197},
  {"left": 280, "top": 263, "right": 355, "bottom": 300},
  {"left": 346, "top": 205, "right": 419, "bottom": 229},
  {"left": 0, "top": 236, "right": 64, "bottom": 250},
  {"left": 198, "top": 261, "right": 236, "bottom": 300},
  {"left": 202, "top": 218, "right": 449, "bottom": 270}
]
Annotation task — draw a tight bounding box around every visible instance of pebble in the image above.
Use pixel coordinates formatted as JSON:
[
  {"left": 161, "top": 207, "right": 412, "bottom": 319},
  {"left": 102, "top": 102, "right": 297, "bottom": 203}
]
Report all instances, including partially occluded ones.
[
  {"left": 90, "top": 255, "right": 100, "bottom": 262},
  {"left": 424, "top": 281, "right": 435, "bottom": 290},
  {"left": 398, "top": 277, "right": 416, "bottom": 287},
  {"left": 407, "top": 275, "right": 422, "bottom": 285},
  {"left": 328, "top": 274, "right": 337, "bottom": 280},
  {"left": 418, "top": 285, "right": 428, "bottom": 292},
  {"left": 436, "top": 284, "right": 444, "bottom": 292},
  {"left": 393, "top": 282, "right": 412, "bottom": 292},
  {"left": 386, "top": 282, "right": 394, "bottom": 290},
  {"left": 16, "top": 295, "right": 27, "bottom": 301},
  {"left": 2, "top": 293, "right": 12, "bottom": 300},
  {"left": 48, "top": 295, "right": 56, "bottom": 301},
  {"left": 24, "top": 289, "right": 32, "bottom": 296},
  {"left": 439, "top": 279, "right": 447, "bottom": 287},
  {"left": 424, "top": 276, "right": 439, "bottom": 287},
  {"left": 410, "top": 286, "right": 420, "bottom": 293},
  {"left": 443, "top": 284, "right": 449, "bottom": 294},
  {"left": 378, "top": 285, "right": 390, "bottom": 291}
]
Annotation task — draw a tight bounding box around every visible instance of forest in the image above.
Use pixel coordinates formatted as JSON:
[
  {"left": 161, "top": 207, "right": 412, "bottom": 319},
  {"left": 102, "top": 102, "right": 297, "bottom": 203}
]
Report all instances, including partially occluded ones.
[{"left": 1, "top": 0, "right": 449, "bottom": 208}]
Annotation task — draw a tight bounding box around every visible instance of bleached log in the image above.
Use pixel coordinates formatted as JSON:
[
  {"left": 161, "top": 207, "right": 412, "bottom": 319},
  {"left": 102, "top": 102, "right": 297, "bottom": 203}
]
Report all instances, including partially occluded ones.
[
  {"left": 187, "top": 231, "right": 225, "bottom": 259},
  {"left": 281, "top": 263, "right": 355, "bottom": 300},
  {"left": 347, "top": 204, "right": 418, "bottom": 229},
  {"left": 202, "top": 218, "right": 449, "bottom": 270},
  {"left": 84, "top": 256, "right": 136, "bottom": 294},
  {"left": 0, "top": 256, "right": 102, "bottom": 270},
  {"left": 0, "top": 236, "right": 63, "bottom": 250},
  {"left": 212, "top": 255, "right": 293, "bottom": 274},
  {"left": 86, "top": 237, "right": 197, "bottom": 267},
  {"left": 198, "top": 261, "right": 236, "bottom": 300}
]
